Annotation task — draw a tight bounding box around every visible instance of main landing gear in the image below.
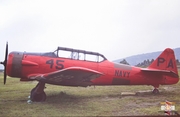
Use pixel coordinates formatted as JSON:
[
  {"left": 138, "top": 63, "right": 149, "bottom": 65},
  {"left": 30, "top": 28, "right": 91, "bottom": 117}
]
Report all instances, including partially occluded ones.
[{"left": 29, "top": 82, "right": 47, "bottom": 102}]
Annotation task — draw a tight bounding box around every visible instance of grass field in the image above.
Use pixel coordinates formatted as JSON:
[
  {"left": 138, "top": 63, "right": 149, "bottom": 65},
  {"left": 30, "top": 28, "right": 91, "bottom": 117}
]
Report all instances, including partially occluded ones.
[{"left": 0, "top": 72, "right": 180, "bottom": 116}]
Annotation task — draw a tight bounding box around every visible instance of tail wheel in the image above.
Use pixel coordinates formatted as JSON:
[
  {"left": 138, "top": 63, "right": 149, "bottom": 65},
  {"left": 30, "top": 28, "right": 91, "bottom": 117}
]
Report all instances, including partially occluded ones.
[{"left": 152, "top": 88, "right": 159, "bottom": 94}]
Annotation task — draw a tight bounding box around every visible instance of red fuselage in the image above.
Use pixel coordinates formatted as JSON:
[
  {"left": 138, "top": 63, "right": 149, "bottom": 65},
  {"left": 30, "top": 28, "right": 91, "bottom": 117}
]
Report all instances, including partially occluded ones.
[{"left": 6, "top": 51, "right": 179, "bottom": 87}]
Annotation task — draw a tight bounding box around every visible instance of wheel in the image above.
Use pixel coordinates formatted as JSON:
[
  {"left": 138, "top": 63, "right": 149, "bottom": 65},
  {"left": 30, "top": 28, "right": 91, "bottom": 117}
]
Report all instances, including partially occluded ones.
[
  {"left": 30, "top": 87, "right": 36, "bottom": 95},
  {"left": 30, "top": 83, "right": 39, "bottom": 97},
  {"left": 30, "top": 82, "right": 46, "bottom": 102},
  {"left": 152, "top": 88, "right": 159, "bottom": 94},
  {"left": 30, "top": 88, "right": 46, "bottom": 102}
]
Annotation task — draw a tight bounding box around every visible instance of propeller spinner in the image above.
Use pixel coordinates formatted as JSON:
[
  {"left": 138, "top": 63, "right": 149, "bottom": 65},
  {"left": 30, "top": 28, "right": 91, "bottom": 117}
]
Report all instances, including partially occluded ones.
[{"left": 0, "top": 42, "right": 8, "bottom": 84}]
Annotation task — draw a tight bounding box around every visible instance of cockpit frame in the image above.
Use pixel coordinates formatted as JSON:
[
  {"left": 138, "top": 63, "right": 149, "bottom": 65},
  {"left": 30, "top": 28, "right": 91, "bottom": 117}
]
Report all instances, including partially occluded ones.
[{"left": 54, "top": 47, "right": 107, "bottom": 62}]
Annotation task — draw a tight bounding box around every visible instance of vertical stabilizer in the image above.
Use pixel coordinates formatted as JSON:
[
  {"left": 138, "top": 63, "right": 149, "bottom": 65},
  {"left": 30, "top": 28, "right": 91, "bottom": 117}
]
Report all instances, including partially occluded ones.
[{"left": 148, "top": 48, "right": 178, "bottom": 74}]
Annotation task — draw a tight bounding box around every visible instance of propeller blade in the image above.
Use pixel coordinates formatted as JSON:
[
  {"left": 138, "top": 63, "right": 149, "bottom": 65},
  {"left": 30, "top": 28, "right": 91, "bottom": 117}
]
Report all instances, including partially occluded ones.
[
  {"left": 4, "top": 42, "right": 8, "bottom": 84},
  {"left": 0, "top": 42, "right": 8, "bottom": 84},
  {"left": 4, "top": 65, "right": 7, "bottom": 84},
  {"left": 5, "top": 42, "right": 8, "bottom": 64}
]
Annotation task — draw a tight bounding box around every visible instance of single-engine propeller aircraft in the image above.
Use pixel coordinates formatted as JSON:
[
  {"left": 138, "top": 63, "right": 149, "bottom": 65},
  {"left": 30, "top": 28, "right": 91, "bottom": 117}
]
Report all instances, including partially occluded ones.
[{"left": 0, "top": 43, "right": 179, "bottom": 102}]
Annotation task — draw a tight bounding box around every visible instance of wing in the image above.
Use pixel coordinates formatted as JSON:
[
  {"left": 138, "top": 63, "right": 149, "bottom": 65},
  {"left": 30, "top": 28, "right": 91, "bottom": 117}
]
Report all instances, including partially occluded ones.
[
  {"left": 141, "top": 68, "right": 179, "bottom": 78},
  {"left": 29, "top": 67, "right": 103, "bottom": 87}
]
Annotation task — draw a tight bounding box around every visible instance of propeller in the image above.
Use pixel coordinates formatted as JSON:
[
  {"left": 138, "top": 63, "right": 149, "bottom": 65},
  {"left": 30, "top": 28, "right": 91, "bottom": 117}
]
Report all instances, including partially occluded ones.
[{"left": 0, "top": 42, "right": 8, "bottom": 84}]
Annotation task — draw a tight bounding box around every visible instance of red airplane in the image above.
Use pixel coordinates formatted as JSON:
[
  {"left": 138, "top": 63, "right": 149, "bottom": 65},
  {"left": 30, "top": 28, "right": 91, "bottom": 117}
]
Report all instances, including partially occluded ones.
[{"left": 0, "top": 43, "right": 179, "bottom": 102}]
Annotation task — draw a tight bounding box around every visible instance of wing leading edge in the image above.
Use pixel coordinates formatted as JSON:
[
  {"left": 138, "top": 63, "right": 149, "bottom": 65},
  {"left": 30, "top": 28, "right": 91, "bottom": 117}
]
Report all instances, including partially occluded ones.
[{"left": 29, "top": 67, "right": 103, "bottom": 87}]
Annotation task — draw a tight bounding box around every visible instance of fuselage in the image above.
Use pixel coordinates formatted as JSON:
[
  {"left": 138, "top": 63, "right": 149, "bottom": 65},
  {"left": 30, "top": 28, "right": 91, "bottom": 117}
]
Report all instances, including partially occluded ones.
[{"left": 6, "top": 51, "right": 179, "bottom": 87}]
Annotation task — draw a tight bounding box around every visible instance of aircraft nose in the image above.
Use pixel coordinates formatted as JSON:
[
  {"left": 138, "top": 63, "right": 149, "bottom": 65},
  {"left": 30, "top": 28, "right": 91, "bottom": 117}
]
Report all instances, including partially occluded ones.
[{"left": 7, "top": 52, "right": 23, "bottom": 78}]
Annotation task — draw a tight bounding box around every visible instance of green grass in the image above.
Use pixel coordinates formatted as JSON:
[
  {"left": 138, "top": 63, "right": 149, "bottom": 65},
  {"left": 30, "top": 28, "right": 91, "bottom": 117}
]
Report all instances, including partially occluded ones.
[{"left": 0, "top": 72, "right": 180, "bottom": 116}]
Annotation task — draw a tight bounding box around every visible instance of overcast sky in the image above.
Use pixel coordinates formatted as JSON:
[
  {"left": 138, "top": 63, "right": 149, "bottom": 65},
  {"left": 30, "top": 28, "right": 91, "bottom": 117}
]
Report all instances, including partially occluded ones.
[{"left": 1, "top": 0, "right": 180, "bottom": 69}]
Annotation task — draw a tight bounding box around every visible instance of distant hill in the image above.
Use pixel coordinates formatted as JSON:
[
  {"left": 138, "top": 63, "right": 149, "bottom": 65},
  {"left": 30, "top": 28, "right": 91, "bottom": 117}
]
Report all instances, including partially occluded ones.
[{"left": 113, "top": 48, "right": 180, "bottom": 66}]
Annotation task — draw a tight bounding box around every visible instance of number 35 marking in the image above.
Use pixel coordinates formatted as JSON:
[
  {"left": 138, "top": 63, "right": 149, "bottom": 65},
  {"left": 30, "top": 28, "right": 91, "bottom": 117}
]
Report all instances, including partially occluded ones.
[{"left": 46, "top": 59, "right": 64, "bottom": 70}]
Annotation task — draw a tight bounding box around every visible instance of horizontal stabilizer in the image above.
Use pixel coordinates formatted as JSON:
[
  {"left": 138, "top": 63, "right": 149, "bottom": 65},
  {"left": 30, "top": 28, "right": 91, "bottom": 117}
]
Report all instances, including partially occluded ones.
[{"left": 141, "top": 68, "right": 179, "bottom": 78}]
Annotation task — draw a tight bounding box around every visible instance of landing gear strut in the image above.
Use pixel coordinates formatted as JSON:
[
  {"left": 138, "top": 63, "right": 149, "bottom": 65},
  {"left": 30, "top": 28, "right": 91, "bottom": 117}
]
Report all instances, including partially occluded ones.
[{"left": 30, "top": 82, "right": 46, "bottom": 102}]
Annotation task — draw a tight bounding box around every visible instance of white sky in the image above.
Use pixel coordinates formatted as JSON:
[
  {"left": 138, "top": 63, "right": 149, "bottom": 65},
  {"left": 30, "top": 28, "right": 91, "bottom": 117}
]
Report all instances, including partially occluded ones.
[{"left": 0, "top": 0, "right": 180, "bottom": 67}]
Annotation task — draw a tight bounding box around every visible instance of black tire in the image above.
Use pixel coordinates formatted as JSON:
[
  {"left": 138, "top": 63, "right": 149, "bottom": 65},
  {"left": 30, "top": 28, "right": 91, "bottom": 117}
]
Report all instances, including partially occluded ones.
[
  {"left": 30, "top": 87, "right": 36, "bottom": 95},
  {"left": 30, "top": 89, "right": 46, "bottom": 102},
  {"left": 152, "top": 89, "right": 159, "bottom": 94}
]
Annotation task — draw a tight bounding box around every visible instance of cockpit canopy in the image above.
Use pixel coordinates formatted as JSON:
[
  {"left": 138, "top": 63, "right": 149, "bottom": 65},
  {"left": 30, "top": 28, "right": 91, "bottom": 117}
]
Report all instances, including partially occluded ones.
[{"left": 53, "top": 47, "right": 107, "bottom": 62}]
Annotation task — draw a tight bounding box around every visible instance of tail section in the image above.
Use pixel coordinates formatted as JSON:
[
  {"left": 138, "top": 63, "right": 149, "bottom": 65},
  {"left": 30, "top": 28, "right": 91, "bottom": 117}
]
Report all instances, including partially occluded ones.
[{"left": 148, "top": 48, "right": 178, "bottom": 74}]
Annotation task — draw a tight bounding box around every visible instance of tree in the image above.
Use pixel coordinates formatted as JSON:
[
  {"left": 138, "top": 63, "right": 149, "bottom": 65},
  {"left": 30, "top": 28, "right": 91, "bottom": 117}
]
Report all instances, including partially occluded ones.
[
  {"left": 135, "top": 58, "right": 155, "bottom": 68},
  {"left": 119, "top": 59, "right": 130, "bottom": 65}
]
